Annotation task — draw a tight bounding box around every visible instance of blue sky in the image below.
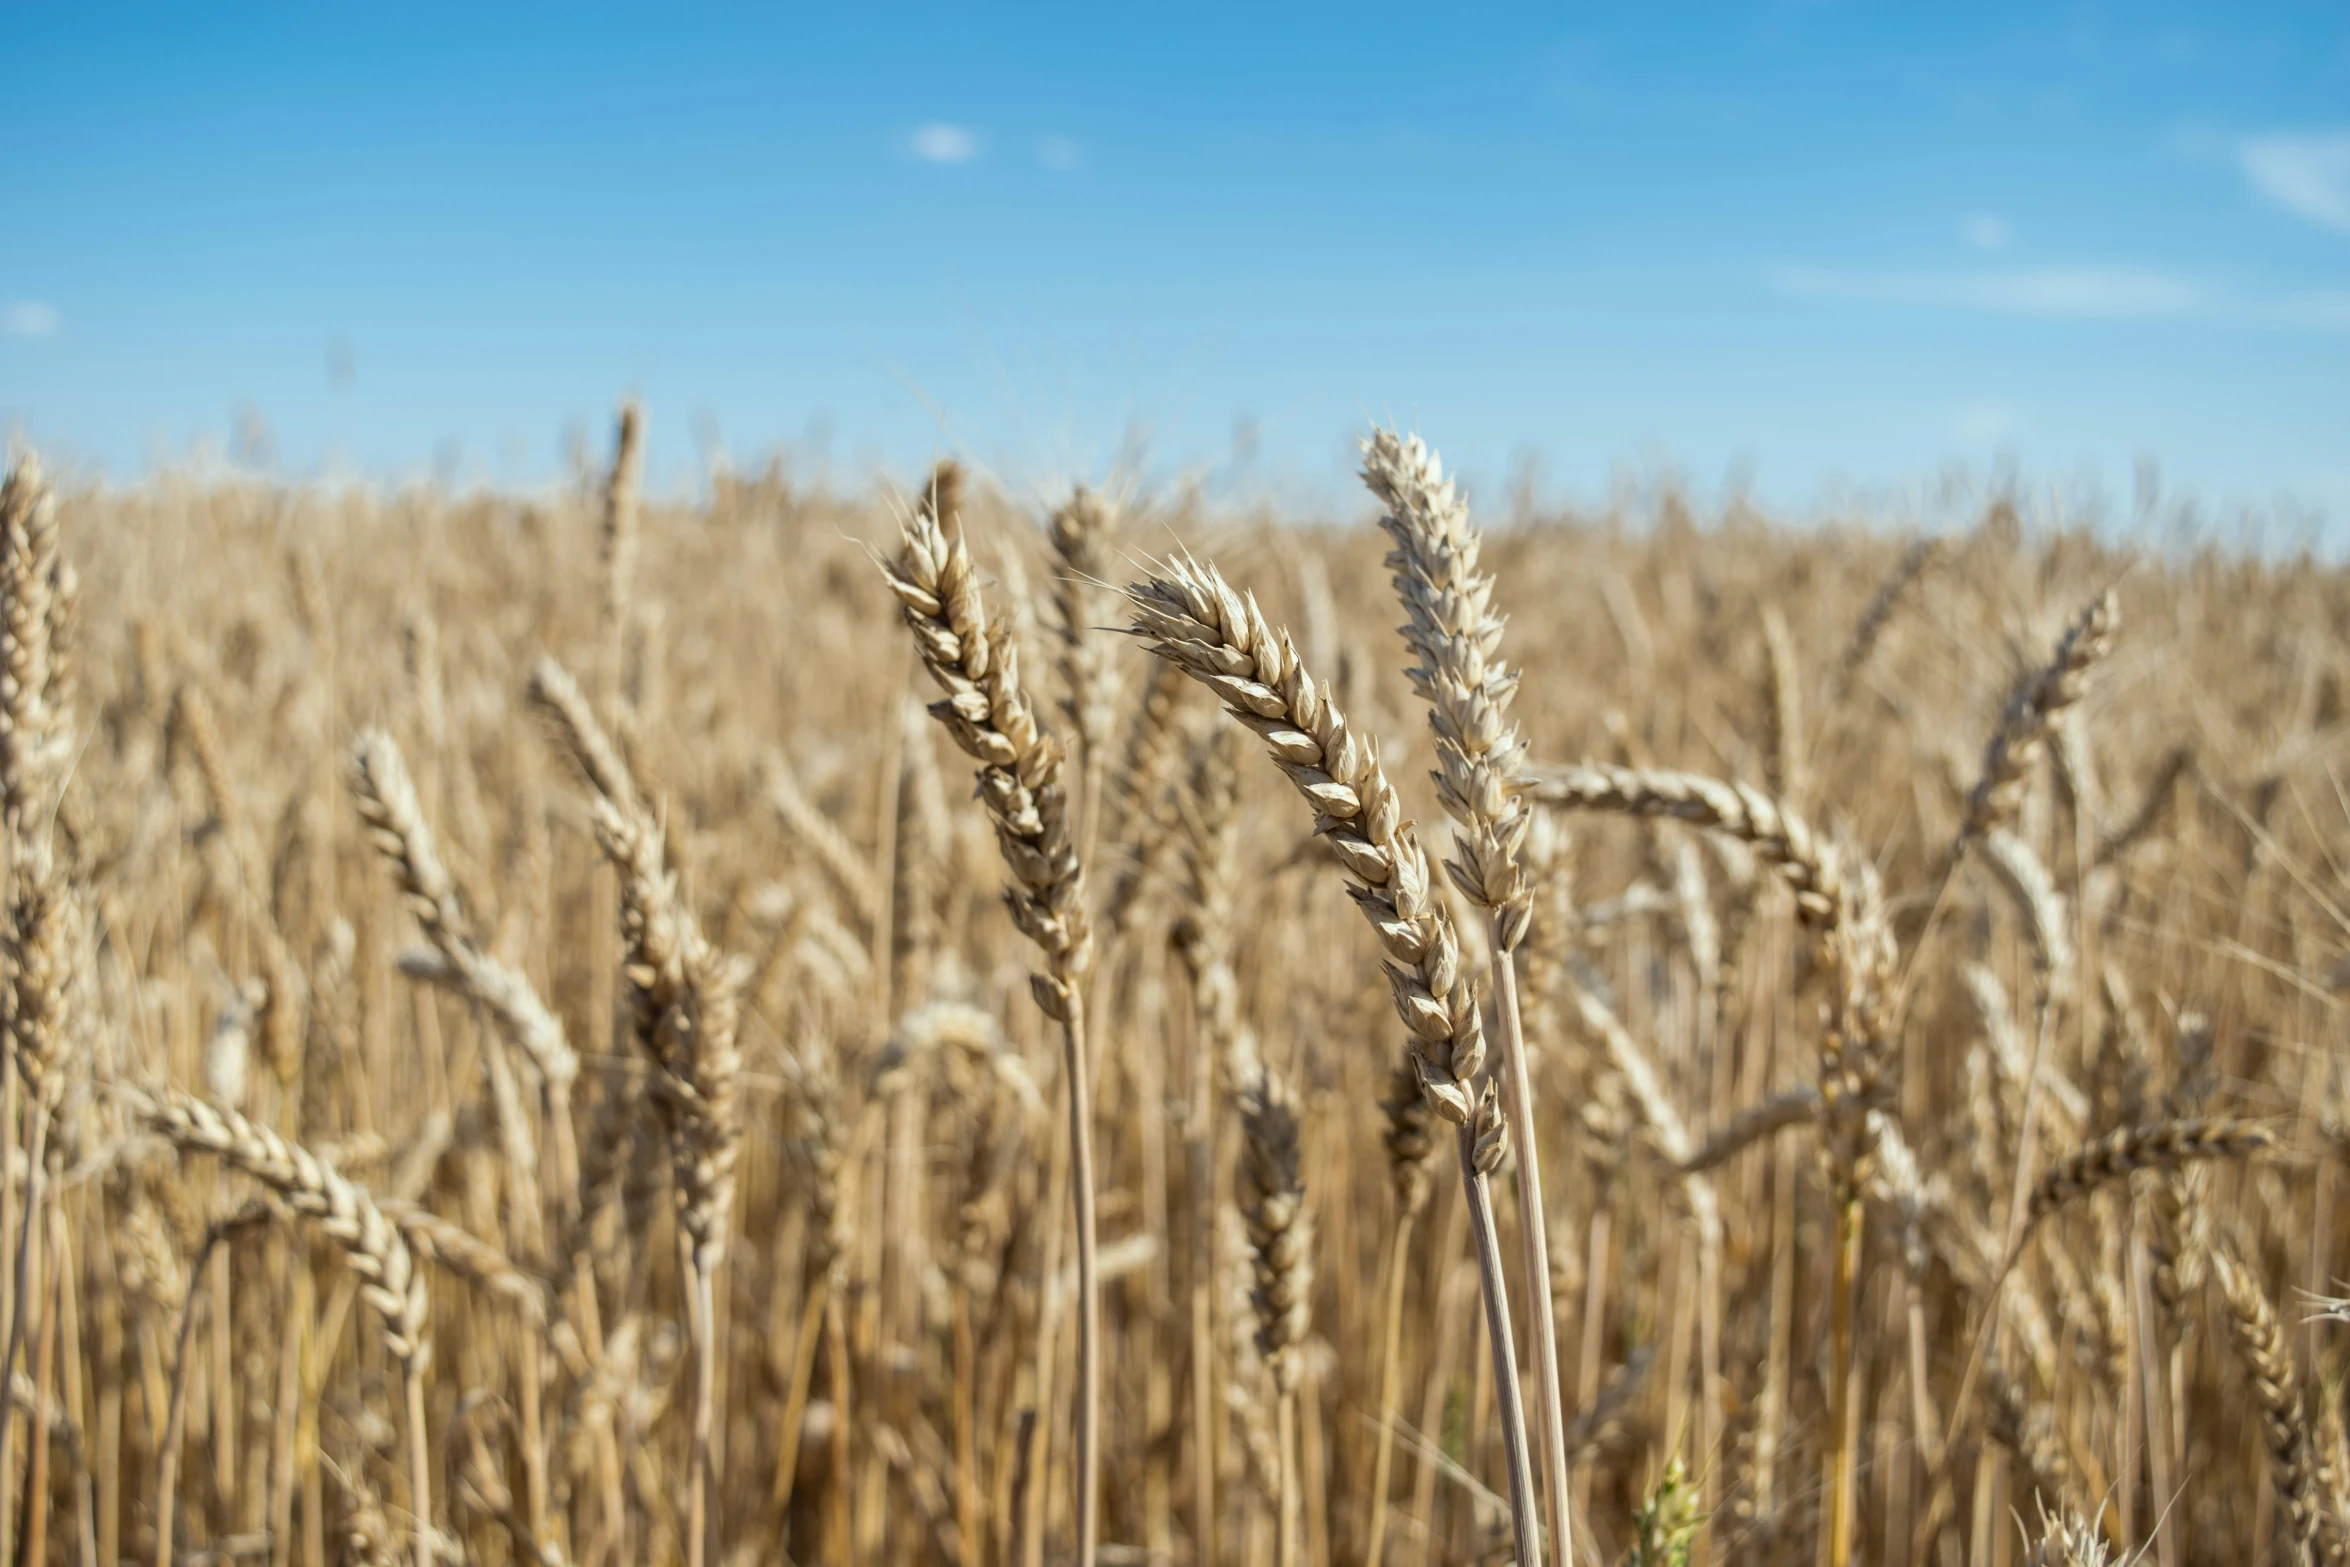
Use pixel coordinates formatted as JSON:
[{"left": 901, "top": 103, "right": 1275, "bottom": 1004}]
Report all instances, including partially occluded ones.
[{"left": 3, "top": 3, "right": 2346, "bottom": 525}]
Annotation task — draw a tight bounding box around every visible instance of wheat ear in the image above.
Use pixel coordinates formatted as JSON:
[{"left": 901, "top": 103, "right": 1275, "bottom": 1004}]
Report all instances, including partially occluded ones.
[
  {"left": 600, "top": 398, "right": 643, "bottom": 711},
  {"left": 1239, "top": 1065, "right": 1312, "bottom": 1567},
  {"left": 0, "top": 453, "right": 66, "bottom": 829},
  {"left": 1959, "top": 588, "right": 2119, "bottom": 850},
  {"left": 880, "top": 472, "right": 1102, "bottom": 1567},
  {"left": 529, "top": 651, "right": 739, "bottom": 1567},
  {"left": 350, "top": 729, "right": 580, "bottom": 1196},
  {"left": 593, "top": 798, "right": 741, "bottom": 1567},
  {"left": 142, "top": 1091, "right": 434, "bottom": 1567},
  {"left": 1831, "top": 536, "right": 1941, "bottom": 703},
  {"left": 1531, "top": 762, "right": 1844, "bottom": 925},
  {"left": 2022, "top": 1117, "right": 2272, "bottom": 1238},
  {"left": 2212, "top": 1242, "right": 2340, "bottom": 1564},
  {"left": 1124, "top": 551, "right": 1540, "bottom": 1567},
  {"left": 1048, "top": 485, "right": 1121, "bottom": 865},
  {"left": 1364, "top": 424, "right": 1574, "bottom": 1567}
]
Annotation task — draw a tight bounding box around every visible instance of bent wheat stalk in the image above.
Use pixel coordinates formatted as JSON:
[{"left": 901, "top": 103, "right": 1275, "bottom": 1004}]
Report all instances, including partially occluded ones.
[
  {"left": 1124, "top": 551, "right": 1540, "bottom": 1567},
  {"left": 1363, "top": 425, "right": 1573, "bottom": 1567},
  {"left": 142, "top": 1092, "right": 434, "bottom": 1567}
]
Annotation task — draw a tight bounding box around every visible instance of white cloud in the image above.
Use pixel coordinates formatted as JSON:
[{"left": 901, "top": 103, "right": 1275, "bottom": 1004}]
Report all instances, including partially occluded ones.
[
  {"left": 1, "top": 301, "right": 60, "bottom": 338},
  {"left": 1036, "top": 136, "right": 1082, "bottom": 171},
  {"left": 1950, "top": 402, "right": 2016, "bottom": 445},
  {"left": 2278, "top": 291, "right": 2350, "bottom": 329},
  {"left": 2238, "top": 132, "right": 2350, "bottom": 233},
  {"left": 909, "top": 123, "right": 980, "bottom": 164},
  {"left": 1773, "top": 264, "right": 2198, "bottom": 317},
  {"left": 1959, "top": 212, "right": 2012, "bottom": 251}
]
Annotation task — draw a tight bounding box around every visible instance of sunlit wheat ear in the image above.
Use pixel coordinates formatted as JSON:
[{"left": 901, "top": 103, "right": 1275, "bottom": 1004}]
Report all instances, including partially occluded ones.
[
  {"left": 6, "top": 838, "right": 73, "bottom": 1120},
  {"left": 591, "top": 798, "right": 743, "bottom": 1274},
  {"left": 143, "top": 1089, "right": 428, "bottom": 1362},
  {"left": 525, "top": 654, "right": 642, "bottom": 817},
  {"left": 350, "top": 729, "right": 579, "bottom": 1098},
  {"left": 1047, "top": 486, "right": 1121, "bottom": 766},
  {"left": 1531, "top": 762, "right": 1845, "bottom": 926},
  {"left": 1959, "top": 588, "right": 2118, "bottom": 849},
  {"left": 0, "top": 450, "right": 66, "bottom": 827},
  {"left": 879, "top": 464, "right": 1092, "bottom": 1011},
  {"left": 144, "top": 1088, "right": 436, "bottom": 1566},
  {"left": 1124, "top": 554, "right": 1485, "bottom": 1120},
  {"left": 1364, "top": 420, "right": 1580, "bottom": 1567},
  {"left": 1360, "top": 427, "right": 1532, "bottom": 940},
  {"left": 880, "top": 456, "right": 1103, "bottom": 1567}
]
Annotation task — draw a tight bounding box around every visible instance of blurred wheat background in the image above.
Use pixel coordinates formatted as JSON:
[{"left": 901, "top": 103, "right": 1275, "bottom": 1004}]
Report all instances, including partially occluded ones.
[{"left": 0, "top": 397, "right": 2344, "bottom": 1567}]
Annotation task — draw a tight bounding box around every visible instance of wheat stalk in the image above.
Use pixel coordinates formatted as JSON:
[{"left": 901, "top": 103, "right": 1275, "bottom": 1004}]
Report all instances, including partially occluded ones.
[
  {"left": 1363, "top": 424, "right": 1575, "bottom": 1567},
  {"left": 880, "top": 470, "right": 1103, "bottom": 1567},
  {"left": 1124, "top": 550, "right": 1540, "bottom": 1567},
  {"left": 529, "top": 649, "right": 739, "bottom": 1567},
  {"left": 594, "top": 798, "right": 741, "bottom": 1566}
]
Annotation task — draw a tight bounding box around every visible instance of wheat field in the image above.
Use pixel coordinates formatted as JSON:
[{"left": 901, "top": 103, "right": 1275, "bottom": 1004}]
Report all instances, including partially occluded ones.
[{"left": 0, "top": 410, "right": 2342, "bottom": 1567}]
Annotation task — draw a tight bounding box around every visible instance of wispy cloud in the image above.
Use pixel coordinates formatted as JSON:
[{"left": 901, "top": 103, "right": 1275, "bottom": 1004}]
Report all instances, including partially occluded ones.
[
  {"left": 1772, "top": 264, "right": 2198, "bottom": 317},
  {"left": 1950, "top": 401, "right": 2017, "bottom": 445},
  {"left": 2238, "top": 132, "right": 2350, "bottom": 234},
  {"left": 1, "top": 301, "right": 60, "bottom": 338},
  {"left": 1036, "top": 136, "right": 1082, "bottom": 171},
  {"left": 2278, "top": 291, "right": 2350, "bottom": 329},
  {"left": 909, "top": 123, "right": 980, "bottom": 164},
  {"left": 1958, "top": 212, "right": 2012, "bottom": 251}
]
